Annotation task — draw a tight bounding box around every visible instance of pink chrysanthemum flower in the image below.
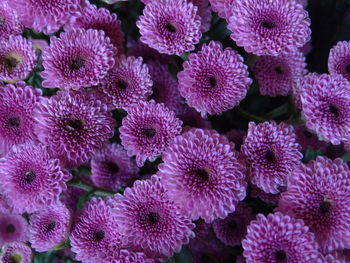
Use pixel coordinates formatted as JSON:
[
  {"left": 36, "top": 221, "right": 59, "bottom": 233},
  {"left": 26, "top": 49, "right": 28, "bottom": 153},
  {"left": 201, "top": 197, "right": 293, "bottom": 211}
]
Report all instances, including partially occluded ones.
[
  {"left": 120, "top": 100, "right": 182, "bottom": 167},
  {"left": 0, "top": 143, "right": 71, "bottom": 214},
  {"left": 114, "top": 176, "right": 195, "bottom": 258},
  {"left": 0, "top": 35, "right": 37, "bottom": 82},
  {"left": 136, "top": 0, "right": 202, "bottom": 55},
  {"left": 70, "top": 197, "right": 123, "bottom": 263},
  {"left": 228, "top": 0, "right": 311, "bottom": 56},
  {"left": 97, "top": 56, "right": 153, "bottom": 110},
  {"left": 295, "top": 125, "right": 327, "bottom": 152},
  {"left": 157, "top": 128, "right": 247, "bottom": 222},
  {"left": 293, "top": 72, "right": 319, "bottom": 110},
  {"left": 0, "top": 212, "right": 28, "bottom": 246},
  {"left": 278, "top": 157, "right": 350, "bottom": 253},
  {"left": 8, "top": 0, "right": 81, "bottom": 34},
  {"left": 66, "top": 4, "right": 125, "bottom": 53},
  {"left": 0, "top": 1, "right": 23, "bottom": 39},
  {"left": 0, "top": 82, "right": 43, "bottom": 157},
  {"left": 91, "top": 143, "right": 139, "bottom": 191},
  {"left": 253, "top": 51, "right": 307, "bottom": 96},
  {"left": 328, "top": 41, "right": 350, "bottom": 81},
  {"left": 41, "top": 29, "right": 117, "bottom": 89},
  {"left": 178, "top": 41, "right": 252, "bottom": 116},
  {"left": 29, "top": 203, "right": 71, "bottom": 252},
  {"left": 241, "top": 121, "right": 303, "bottom": 194},
  {"left": 34, "top": 90, "right": 115, "bottom": 168},
  {"left": 242, "top": 212, "right": 319, "bottom": 262},
  {"left": 300, "top": 73, "right": 350, "bottom": 145},
  {"left": 212, "top": 203, "right": 253, "bottom": 247},
  {"left": 146, "top": 61, "right": 182, "bottom": 113},
  {"left": 0, "top": 242, "right": 33, "bottom": 263}
]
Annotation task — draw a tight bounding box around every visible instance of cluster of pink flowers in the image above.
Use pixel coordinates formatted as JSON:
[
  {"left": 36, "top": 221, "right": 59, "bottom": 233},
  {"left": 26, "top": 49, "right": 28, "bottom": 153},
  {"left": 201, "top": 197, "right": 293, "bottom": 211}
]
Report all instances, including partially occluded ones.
[{"left": 0, "top": 0, "right": 350, "bottom": 262}]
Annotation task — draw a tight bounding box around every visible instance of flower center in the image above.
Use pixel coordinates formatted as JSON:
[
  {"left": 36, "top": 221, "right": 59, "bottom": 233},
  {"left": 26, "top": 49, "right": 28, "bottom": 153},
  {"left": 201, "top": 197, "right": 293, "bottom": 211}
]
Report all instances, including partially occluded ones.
[
  {"left": 4, "top": 55, "right": 21, "bottom": 70},
  {"left": 70, "top": 58, "right": 85, "bottom": 70},
  {"left": 105, "top": 161, "right": 119, "bottom": 174},
  {"left": 93, "top": 230, "right": 105, "bottom": 241},
  {"left": 208, "top": 76, "right": 217, "bottom": 88},
  {"left": 46, "top": 221, "right": 56, "bottom": 232},
  {"left": 144, "top": 127, "right": 156, "bottom": 138},
  {"left": 6, "top": 224, "right": 16, "bottom": 233},
  {"left": 329, "top": 104, "right": 340, "bottom": 117},
  {"left": 195, "top": 169, "right": 210, "bottom": 181},
  {"left": 274, "top": 66, "right": 284, "bottom": 74},
  {"left": 24, "top": 171, "right": 36, "bottom": 183},
  {"left": 147, "top": 212, "right": 160, "bottom": 224},
  {"left": 275, "top": 250, "right": 287, "bottom": 261},
  {"left": 116, "top": 79, "right": 128, "bottom": 90},
  {"left": 346, "top": 64, "right": 350, "bottom": 74},
  {"left": 7, "top": 117, "right": 20, "bottom": 127},
  {"left": 262, "top": 20, "right": 276, "bottom": 29},
  {"left": 165, "top": 22, "right": 177, "bottom": 33},
  {"left": 265, "top": 149, "right": 276, "bottom": 162},
  {"left": 65, "top": 118, "right": 84, "bottom": 131},
  {"left": 319, "top": 200, "right": 332, "bottom": 214}
]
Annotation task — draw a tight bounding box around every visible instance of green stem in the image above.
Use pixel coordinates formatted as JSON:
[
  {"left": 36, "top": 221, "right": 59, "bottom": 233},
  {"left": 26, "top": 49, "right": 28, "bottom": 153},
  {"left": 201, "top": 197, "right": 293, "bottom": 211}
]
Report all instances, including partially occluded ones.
[{"left": 67, "top": 179, "right": 116, "bottom": 196}]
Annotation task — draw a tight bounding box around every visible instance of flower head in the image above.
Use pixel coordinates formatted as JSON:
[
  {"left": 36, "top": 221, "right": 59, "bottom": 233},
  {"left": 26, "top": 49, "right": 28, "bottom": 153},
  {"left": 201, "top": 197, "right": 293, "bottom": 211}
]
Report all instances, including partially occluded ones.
[
  {"left": 242, "top": 212, "right": 319, "bottom": 262},
  {"left": 317, "top": 250, "right": 347, "bottom": 263},
  {"left": 0, "top": 143, "right": 71, "bottom": 213},
  {"left": 328, "top": 41, "right": 350, "bottom": 81},
  {"left": 228, "top": 0, "right": 311, "bottom": 56},
  {"left": 41, "top": 29, "right": 117, "bottom": 89},
  {"left": 120, "top": 100, "right": 182, "bottom": 167},
  {"left": 178, "top": 41, "right": 252, "bottom": 116},
  {"left": 136, "top": 0, "right": 202, "bottom": 55},
  {"left": 0, "top": 212, "right": 28, "bottom": 246},
  {"left": 29, "top": 203, "right": 71, "bottom": 252},
  {"left": 157, "top": 128, "right": 247, "bottom": 222},
  {"left": 241, "top": 121, "right": 303, "bottom": 194},
  {"left": 0, "top": 1, "right": 23, "bottom": 39},
  {"left": 34, "top": 89, "right": 115, "bottom": 168},
  {"left": 0, "top": 82, "right": 43, "bottom": 156},
  {"left": 0, "top": 242, "right": 33, "bottom": 263},
  {"left": 91, "top": 143, "right": 139, "bottom": 191},
  {"left": 112, "top": 249, "right": 156, "bottom": 263},
  {"left": 209, "top": 0, "right": 235, "bottom": 19},
  {"left": 278, "top": 156, "right": 350, "bottom": 253},
  {"left": 114, "top": 176, "right": 195, "bottom": 258},
  {"left": 0, "top": 35, "right": 37, "bottom": 82}
]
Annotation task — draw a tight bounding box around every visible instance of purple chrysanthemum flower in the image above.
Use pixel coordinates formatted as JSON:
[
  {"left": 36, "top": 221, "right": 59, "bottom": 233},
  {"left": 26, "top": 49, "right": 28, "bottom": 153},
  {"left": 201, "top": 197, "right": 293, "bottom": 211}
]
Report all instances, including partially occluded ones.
[
  {"left": 0, "top": 242, "right": 33, "bottom": 263},
  {"left": 136, "top": 0, "right": 202, "bottom": 55},
  {"left": 29, "top": 203, "right": 71, "bottom": 252},
  {"left": 253, "top": 51, "right": 307, "bottom": 96},
  {"left": 228, "top": 0, "right": 311, "bottom": 56},
  {"left": 209, "top": 0, "right": 235, "bottom": 19},
  {"left": 41, "top": 29, "right": 117, "bottom": 89},
  {"left": 278, "top": 157, "right": 350, "bottom": 253},
  {"left": 0, "top": 212, "right": 28, "bottom": 246},
  {"left": 66, "top": 4, "right": 125, "bottom": 53},
  {"left": 0, "top": 35, "right": 37, "bottom": 82},
  {"left": 293, "top": 72, "right": 319, "bottom": 110},
  {"left": 0, "top": 1, "right": 23, "bottom": 39},
  {"left": 212, "top": 203, "right": 253, "bottom": 247},
  {"left": 317, "top": 250, "right": 347, "bottom": 263},
  {"left": 0, "top": 194, "right": 12, "bottom": 213},
  {"left": 0, "top": 82, "right": 43, "bottom": 157},
  {"left": 70, "top": 197, "right": 123, "bottom": 263},
  {"left": 120, "top": 100, "right": 182, "bottom": 167},
  {"left": 97, "top": 56, "right": 153, "bottom": 110},
  {"left": 8, "top": 0, "right": 81, "bottom": 34},
  {"left": 91, "top": 143, "right": 139, "bottom": 191},
  {"left": 295, "top": 125, "right": 327, "bottom": 152},
  {"left": 34, "top": 89, "right": 115, "bottom": 168},
  {"left": 241, "top": 121, "right": 303, "bottom": 194},
  {"left": 250, "top": 184, "right": 281, "bottom": 205},
  {"left": 146, "top": 61, "right": 182, "bottom": 113},
  {"left": 0, "top": 143, "right": 71, "bottom": 214},
  {"left": 157, "top": 128, "right": 247, "bottom": 222},
  {"left": 178, "top": 41, "right": 252, "bottom": 116},
  {"left": 328, "top": 41, "right": 350, "bottom": 81},
  {"left": 300, "top": 73, "right": 350, "bottom": 145},
  {"left": 243, "top": 212, "right": 319, "bottom": 262},
  {"left": 114, "top": 176, "right": 195, "bottom": 258},
  {"left": 112, "top": 249, "right": 156, "bottom": 263}
]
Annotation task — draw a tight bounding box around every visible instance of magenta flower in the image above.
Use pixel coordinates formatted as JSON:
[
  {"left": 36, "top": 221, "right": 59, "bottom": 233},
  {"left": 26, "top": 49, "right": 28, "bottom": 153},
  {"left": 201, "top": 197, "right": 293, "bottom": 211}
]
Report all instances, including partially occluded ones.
[
  {"left": 209, "top": 0, "right": 235, "bottom": 19},
  {"left": 0, "top": 143, "right": 71, "bottom": 214},
  {"left": 317, "top": 250, "right": 347, "bottom": 263},
  {"left": 29, "top": 203, "right": 71, "bottom": 252},
  {"left": 157, "top": 128, "right": 247, "bottom": 222},
  {"left": 0, "top": 82, "right": 43, "bottom": 157},
  {"left": 91, "top": 143, "right": 139, "bottom": 191},
  {"left": 120, "top": 100, "right": 182, "bottom": 167},
  {"left": 242, "top": 212, "right": 319, "bottom": 262},
  {"left": 112, "top": 249, "right": 156, "bottom": 263},
  {"left": 241, "top": 121, "right": 303, "bottom": 194},
  {"left": 228, "top": 0, "right": 311, "bottom": 56},
  {"left": 178, "top": 41, "right": 252, "bottom": 116},
  {"left": 70, "top": 197, "right": 123, "bottom": 263},
  {"left": 8, "top": 0, "right": 81, "bottom": 34},
  {"left": 97, "top": 56, "right": 153, "bottom": 110},
  {"left": 295, "top": 125, "right": 327, "bottom": 152},
  {"left": 0, "top": 1, "right": 23, "bottom": 39},
  {"left": 136, "top": 0, "right": 202, "bottom": 55},
  {"left": 114, "top": 176, "right": 195, "bottom": 259},
  {"left": 278, "top": 156, "right": 350, "bottom": 253},
  {"left": 41, "top": 29, "right": 117, "bottom": 89},
  {"left": 0, "top": 212, "right": 28, "bottom": 246},
  {"left": 0, "top": 35, "right": 37, "bottom": 82},
  {"left": 0, "top": 242, "right": 33, "bottom": 263},
  {"left": 253, "top": 51, "right": 307, "bottom": 96},
  {"left": 66, "top": 4, "right": 125, "bottom": 53},
  {"left": 300, "top": 73, "right": 350, "bottom": 145},
  {"left": 328, "top": 41, "right": 350, "bottom": 81},
  {"left": 34, "top": 89, "right": 115, "bottom": 168}
]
